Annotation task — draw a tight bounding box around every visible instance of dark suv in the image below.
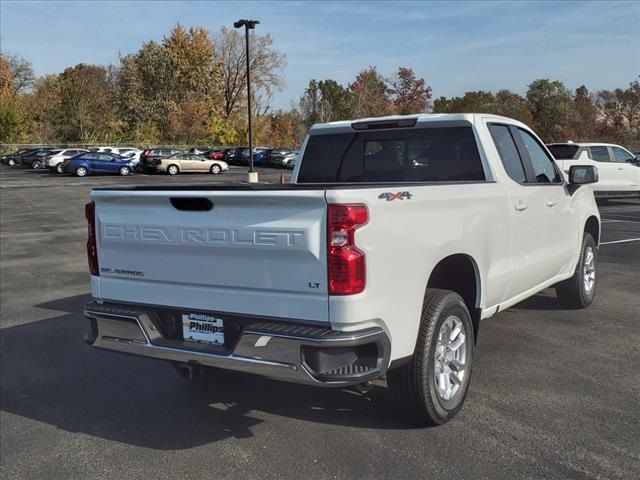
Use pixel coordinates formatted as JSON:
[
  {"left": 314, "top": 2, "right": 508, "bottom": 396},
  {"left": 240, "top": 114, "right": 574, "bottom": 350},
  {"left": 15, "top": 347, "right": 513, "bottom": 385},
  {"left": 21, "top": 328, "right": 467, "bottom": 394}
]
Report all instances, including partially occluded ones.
[{"left": 137, "top": 148, "right": 183, "bottom": 173}]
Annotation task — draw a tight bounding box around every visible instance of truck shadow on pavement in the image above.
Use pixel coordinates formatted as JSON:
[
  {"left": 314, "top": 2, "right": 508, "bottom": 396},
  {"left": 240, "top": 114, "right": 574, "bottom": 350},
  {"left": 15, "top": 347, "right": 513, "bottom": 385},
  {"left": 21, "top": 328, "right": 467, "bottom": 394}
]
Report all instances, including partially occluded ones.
[{"left": 0, "top": 295, "right": 418, "bottom": 450}]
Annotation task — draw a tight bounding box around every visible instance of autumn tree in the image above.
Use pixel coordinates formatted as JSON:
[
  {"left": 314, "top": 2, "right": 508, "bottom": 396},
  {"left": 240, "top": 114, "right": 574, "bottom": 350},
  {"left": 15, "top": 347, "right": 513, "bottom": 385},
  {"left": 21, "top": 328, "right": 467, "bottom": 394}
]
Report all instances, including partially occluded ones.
[
  {"left": 388, "top": 67, "right": 432, "bottom": 114},
  {"left": 0, "top": 53, "right": 34, "bottom": 142},
  {"left": 350, "top": 67, "right": 392, "bottom": 118}
]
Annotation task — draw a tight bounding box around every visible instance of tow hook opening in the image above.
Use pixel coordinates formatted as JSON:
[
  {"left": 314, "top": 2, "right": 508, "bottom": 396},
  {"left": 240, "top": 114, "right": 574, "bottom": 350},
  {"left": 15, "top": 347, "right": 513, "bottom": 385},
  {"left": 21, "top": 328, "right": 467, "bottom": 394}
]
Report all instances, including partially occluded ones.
[{"left": 172, "top": 361, "right": 205, "bottom": 380}]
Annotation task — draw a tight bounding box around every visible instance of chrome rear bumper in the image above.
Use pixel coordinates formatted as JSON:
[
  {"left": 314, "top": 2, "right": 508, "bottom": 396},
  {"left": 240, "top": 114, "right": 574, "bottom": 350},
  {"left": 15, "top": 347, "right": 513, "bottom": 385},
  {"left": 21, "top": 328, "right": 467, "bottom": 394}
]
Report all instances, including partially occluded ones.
[{"left": 83, "top": 301, "right": 390, "bottom": 386}]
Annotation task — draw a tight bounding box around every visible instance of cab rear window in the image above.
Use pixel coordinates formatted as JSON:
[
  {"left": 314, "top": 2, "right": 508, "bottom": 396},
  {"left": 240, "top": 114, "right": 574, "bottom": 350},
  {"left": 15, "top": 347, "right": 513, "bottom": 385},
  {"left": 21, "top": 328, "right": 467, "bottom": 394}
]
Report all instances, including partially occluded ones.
[{"left": 297, "top": 126, "right": 485, "bottom": 183}]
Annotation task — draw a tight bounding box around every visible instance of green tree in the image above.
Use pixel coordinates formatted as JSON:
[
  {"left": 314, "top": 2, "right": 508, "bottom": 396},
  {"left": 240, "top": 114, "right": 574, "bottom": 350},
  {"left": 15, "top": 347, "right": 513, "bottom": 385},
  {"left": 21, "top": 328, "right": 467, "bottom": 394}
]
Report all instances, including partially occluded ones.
[
  {"left": 526, "top": 79, "right": 572, "bottom": 142},
  {"left": 58, "top": 64, "right": 120, "bottom": 142},
  {"left": 298, "top": 79, "right": 354, "bottom": 127},
  {"left": 494, "top": 89, "right": 533, "bottom": 125},
  {"left": 433, "top": 91, "right": 496, "bottom": 113}
]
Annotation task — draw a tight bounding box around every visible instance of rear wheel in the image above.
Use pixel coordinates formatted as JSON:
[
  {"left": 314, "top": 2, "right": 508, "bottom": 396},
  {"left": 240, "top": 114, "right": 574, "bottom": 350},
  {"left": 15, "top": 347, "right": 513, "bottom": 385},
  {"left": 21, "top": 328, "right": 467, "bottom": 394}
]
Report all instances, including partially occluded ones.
[
  {"left": 387, "top": 289, "right": 474, "bottom": 425},
  {"left": 75, "top": 166, "right": 88, "bottom": 177},
  {"left": 167, "top": 164, "right": 179, "bottom": 175},
  {"left": 119, "top": 166, "right": 131, "bottom": 176},
  {"left": 555, "top": 233, "right": 597, "bottom": 308},
  {"left": 31, "top": 160, "right": 42, "bottom": 169},
  {"left": 8, "top": 158, "right": 16, "bottom": 166},
  {"left": 210, "top": 164, "right": 221, "bottom": 174},
  {"left": 56, "top": 163, "right": 64, "bottom": 174}
]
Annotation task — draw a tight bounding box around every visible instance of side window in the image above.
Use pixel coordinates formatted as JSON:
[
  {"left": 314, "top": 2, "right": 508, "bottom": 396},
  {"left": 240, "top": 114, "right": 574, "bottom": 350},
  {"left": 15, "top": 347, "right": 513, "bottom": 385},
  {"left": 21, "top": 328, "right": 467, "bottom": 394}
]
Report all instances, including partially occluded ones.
[
  {"left": 589, "top": 146, "right": 610, "bottom": 162},
  {"left": 84, "top": 153, "right": 98, "bottom": 160},
  {"left": 611, "top": 146, "right": 634, "bottom": 163},
  {"left": 98, "top": 153, "right": 112, "bottom": 161},
  {"left": 488, "top": 124, "right": 527, "bottom": 183},
  {"left": 518, "top": 129, "right": 561, "bottom": 183}
]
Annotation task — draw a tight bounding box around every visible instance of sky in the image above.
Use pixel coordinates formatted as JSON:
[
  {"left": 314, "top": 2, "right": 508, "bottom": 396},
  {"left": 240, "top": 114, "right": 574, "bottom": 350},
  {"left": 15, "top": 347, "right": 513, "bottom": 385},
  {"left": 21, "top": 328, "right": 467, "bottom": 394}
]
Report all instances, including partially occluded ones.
[{"left": 1, "top": 0, "right": 639, "bottom": 109}]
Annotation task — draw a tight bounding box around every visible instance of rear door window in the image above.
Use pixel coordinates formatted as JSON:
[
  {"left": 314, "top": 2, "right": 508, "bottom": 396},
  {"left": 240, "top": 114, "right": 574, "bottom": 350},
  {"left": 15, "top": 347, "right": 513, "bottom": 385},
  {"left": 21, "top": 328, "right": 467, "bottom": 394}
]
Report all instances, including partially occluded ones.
[
  {"left": 297, "top": 126, "right": 485, "bottom": 183},
  {"left": 589, "top": 146, "right": 610, "bottom": 162},
  {"left": 488, "top": 124, "right": 527, "bottom": 183},
  {"left": 547, "top": 144, "right": 579, "bottom": 159}
]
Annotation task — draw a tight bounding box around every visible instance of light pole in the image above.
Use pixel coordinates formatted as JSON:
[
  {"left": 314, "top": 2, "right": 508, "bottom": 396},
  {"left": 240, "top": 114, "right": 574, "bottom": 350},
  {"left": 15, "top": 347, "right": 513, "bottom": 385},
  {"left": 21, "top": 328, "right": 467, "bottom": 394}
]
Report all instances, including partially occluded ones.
[{"left": 234, "top": 19, "right": 260, "bottom": 183}]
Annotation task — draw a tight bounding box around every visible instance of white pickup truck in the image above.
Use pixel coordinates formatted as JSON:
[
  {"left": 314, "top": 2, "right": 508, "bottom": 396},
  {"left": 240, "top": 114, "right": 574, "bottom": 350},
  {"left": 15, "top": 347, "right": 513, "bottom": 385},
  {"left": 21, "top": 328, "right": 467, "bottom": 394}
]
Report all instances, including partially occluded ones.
[{"left": 83, "top": 114, "right": 601, "bottom": 425}]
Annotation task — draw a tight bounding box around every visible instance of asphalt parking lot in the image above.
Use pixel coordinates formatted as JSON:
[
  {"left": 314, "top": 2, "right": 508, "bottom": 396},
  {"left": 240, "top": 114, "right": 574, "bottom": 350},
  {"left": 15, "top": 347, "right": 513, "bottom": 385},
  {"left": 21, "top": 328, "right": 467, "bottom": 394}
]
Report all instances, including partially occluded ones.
[{"left": 1, "top": 165, "right": 639, "bottom": 480}]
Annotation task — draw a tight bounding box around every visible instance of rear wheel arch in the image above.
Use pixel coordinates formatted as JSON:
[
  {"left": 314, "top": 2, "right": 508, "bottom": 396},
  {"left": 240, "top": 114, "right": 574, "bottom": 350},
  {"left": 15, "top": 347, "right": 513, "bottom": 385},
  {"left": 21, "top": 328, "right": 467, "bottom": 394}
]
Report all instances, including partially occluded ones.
[{"left": 427, "top": 254, "right": 481, "bottom": 342}]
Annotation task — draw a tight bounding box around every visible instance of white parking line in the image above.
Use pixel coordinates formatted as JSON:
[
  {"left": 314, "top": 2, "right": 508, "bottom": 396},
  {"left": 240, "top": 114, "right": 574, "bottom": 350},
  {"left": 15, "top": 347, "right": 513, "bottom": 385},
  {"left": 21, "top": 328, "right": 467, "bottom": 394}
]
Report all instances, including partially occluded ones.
[
  {"left": 602, "top": 218, "right": 640, "bottom": 224},
  {"left": 600, "top": 238, "right": 640, "bottom": 245}
]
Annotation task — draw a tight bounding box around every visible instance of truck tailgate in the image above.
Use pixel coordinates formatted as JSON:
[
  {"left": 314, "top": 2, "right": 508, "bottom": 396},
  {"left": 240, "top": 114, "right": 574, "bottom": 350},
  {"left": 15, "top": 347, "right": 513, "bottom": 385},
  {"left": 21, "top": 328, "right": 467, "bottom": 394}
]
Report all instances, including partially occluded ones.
[{"left": 91, "top": 189, "right": 329, "bottom": 322}]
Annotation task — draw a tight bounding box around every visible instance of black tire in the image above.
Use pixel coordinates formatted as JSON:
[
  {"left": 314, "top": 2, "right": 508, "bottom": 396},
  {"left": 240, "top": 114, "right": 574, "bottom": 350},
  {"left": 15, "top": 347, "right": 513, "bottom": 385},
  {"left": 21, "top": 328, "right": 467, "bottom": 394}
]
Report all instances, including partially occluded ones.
[
  {"left": 555, "top": 233, "right": 597, "bottom": 309},
  {"left": 56, "top": 163, "right": 64, "bottom": 174},
  {"left": 167, "top": 164, "right": 179, "bottom": 175},
  {"left": 210, "top": 164, "right": 221, "bottom": 174},
  {"left": 8, "top": 158, "right": 16, "bottom": 166},
  {"left": 119, "top": 166, "right": 131, "bottom": 176},
  {"left": 32, "top": 160, "right": 42, "bottom": 169},
  {"left": 387, "top": 289, "right": 474, "bottom": 425},
  {"left": 75, "top": 166, "right": 88, "bottom": 177}
]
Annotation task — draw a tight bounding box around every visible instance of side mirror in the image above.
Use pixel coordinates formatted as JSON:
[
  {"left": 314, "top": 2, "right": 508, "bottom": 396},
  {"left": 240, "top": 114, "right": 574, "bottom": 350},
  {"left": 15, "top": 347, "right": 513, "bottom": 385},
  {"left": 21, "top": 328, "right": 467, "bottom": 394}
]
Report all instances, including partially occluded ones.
[{"left": 568, "top": 165, "right": 598, "bottom": 194}]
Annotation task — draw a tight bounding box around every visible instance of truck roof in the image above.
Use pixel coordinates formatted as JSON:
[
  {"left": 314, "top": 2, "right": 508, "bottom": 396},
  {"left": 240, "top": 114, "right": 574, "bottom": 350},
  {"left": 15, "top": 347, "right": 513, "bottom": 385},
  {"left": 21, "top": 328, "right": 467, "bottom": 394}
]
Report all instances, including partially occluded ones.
[
  {"left": 548, "top": 142, "right": 625, "bottom": 148},
  {"left": 308, "top": 113, "right": 528, "bottom": 135}
]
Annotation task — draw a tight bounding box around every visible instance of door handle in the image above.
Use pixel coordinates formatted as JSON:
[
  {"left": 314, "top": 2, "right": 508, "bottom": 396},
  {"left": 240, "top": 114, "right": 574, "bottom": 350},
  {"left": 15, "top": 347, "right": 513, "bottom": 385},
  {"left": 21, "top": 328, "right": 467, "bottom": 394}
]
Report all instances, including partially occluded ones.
[
  {"left": 514, "top": 201, "right": 528, "bottom": 212},
  {"left": 617, "top": 167, "right": 624, "bottom": 170},
  {"left": 546, "top": 199, "right": 558, "bottom": 207}
]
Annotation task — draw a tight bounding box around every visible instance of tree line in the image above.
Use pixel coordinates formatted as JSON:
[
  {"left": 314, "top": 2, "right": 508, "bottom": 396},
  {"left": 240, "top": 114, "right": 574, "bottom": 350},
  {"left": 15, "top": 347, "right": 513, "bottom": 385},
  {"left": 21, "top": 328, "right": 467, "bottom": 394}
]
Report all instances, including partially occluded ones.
[{"left": 1, "top": 23, "right": 638, "bottom": 148}]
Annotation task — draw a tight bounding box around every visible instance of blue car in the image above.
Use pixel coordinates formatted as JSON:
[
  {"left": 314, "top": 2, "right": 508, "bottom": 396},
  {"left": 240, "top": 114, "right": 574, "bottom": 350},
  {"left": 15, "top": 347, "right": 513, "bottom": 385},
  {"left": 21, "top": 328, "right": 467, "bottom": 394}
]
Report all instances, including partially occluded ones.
[
  {"left": 237, "top": 147, "right": 271, "bottom": 166},
  {"left": 63, "top": 152, "right": 136, "bottom": 177}
]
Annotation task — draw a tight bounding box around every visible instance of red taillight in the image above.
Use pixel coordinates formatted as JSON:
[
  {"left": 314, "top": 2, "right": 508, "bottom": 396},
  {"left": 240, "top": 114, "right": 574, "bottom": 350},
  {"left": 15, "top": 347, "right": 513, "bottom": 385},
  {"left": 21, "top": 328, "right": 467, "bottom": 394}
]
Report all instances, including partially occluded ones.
[
  {"left": 327, "top": 204, "right": 368, "bottom": 295},
  {"left": 85, "top": 201, "right": 99, "bottom": 276},
  {"left": 143, "top": 151, "right": 151, "bottom": 157}
]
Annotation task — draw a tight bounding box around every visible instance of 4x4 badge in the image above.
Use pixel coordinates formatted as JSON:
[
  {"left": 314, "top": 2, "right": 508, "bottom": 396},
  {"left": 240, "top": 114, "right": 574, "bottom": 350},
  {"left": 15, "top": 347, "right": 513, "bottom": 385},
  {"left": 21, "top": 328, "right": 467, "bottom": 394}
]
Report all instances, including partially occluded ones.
[{"left": 378, "top": 191, "right": 413, "bottom": 201}]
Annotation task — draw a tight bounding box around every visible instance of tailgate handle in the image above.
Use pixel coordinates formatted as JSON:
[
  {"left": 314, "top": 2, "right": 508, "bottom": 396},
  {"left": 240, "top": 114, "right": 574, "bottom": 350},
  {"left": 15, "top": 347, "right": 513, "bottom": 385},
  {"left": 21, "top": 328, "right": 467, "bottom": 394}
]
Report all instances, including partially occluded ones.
[{"left": 170, "top": 197, "right": 213, "bottom": 211}]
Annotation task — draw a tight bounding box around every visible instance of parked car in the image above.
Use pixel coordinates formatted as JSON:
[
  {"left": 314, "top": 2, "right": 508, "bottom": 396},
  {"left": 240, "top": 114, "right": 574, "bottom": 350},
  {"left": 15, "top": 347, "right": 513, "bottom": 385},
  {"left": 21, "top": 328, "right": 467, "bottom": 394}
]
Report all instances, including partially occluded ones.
[
  {"left": 118, "top": 148, "right": 143, "bottom": 165},
  {"left": 1, "top": 148, "right": 34, "bottom": 166},
  {"left": 271, "top": 151, "right": 298, "bottom": 168},
  {"left": 137, "top": 148, "right": 184, "bottom": 173},
  {"left": 201, "top": 148, "right": 225, "bottom": 160},
  {"left": 189, "top": 146, "right": 213, "bottom": 155},
  {"left": 266, "top": 148, "right": 291, "bottom": 166},
  {"left": 63, "top": 152, "right": 136, "bottom": 176},
  {"left": 82, "top": 113, "right": 600, "bottom": 425},
  {"left": 153, "top": 152, "right": 228, "bottom": 175},
  {"left": 236, "top": 147, "right": 270, "bottom": 166},
  {"left": 547, "top": 142, "right": 640, "bottom": 199},
  {"left": 45, "top": 149, "right": 89, "bottom": 173},
  {"left": 223, "top": 147, "right": 240, "bottom": 165},
  {"left": 17, "top": 148, "right": 57, "bottom": 169}
]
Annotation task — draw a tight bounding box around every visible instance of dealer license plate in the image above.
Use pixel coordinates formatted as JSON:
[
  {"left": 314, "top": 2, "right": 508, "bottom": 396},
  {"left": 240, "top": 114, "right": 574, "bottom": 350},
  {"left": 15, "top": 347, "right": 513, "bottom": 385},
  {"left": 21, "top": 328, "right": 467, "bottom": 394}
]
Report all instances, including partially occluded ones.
[{"left": 182, "top": 312, "right": 224, "bottom": 345}]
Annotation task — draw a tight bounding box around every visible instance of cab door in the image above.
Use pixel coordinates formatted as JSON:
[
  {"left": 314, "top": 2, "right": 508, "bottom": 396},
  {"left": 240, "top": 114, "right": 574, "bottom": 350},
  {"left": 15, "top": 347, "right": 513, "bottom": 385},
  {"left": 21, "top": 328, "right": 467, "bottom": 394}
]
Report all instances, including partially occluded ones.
[
  {"left": 610, "top": 146, "right": 640, "bottom": 191},
  {"left": 514, "top": 128, "right": 578, "bottom": 279}
]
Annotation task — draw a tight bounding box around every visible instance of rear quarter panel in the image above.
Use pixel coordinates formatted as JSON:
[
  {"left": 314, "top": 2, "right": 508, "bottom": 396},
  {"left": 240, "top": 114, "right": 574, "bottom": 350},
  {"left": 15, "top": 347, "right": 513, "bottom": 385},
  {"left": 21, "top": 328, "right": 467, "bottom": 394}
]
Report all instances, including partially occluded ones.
[{"left": 325, "top": 183, "right": 511, "bottom": 361}]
